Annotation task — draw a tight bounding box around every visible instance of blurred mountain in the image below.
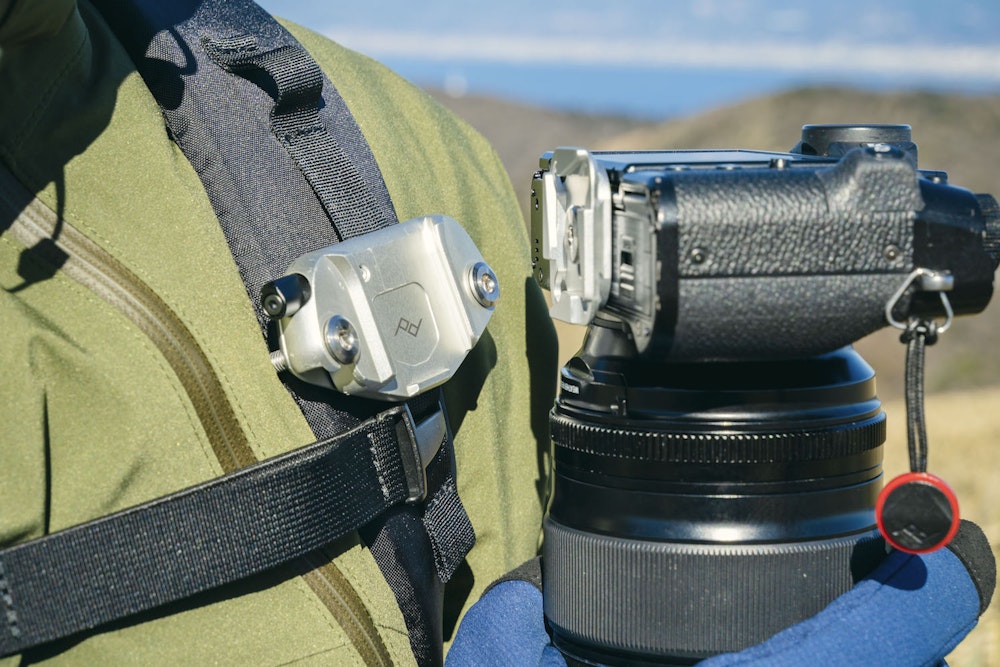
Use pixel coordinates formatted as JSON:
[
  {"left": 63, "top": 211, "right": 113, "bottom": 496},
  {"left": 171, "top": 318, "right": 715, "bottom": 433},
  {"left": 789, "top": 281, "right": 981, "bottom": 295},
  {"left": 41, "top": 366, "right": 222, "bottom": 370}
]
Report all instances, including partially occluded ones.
[
  {"left": 431, "top": 86, "right": 1000, "bottom": 399},
  {"left": 426, "top": 89, "right": 658, "bottom": 202},
  {"left": 605, "top": 87, "right": 1000, "bottom": 195}
]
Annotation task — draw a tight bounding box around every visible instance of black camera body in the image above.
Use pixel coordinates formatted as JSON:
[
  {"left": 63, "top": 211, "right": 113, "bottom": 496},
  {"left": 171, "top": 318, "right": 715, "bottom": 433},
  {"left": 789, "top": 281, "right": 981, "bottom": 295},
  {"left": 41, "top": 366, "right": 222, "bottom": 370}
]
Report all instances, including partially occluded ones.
[
  {"left": 531, "top": 126, "right": 999, "bottom": 665},
  {"left": 532, "top": 125, "right": 998, "bottom": 361}
]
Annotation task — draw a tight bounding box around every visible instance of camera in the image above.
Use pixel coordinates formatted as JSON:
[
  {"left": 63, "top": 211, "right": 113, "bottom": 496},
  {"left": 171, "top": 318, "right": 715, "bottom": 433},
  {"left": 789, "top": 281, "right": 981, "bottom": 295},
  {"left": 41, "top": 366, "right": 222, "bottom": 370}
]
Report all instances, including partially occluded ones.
[{"left": 531, "top": 125, "right": 1000, "bottom": 665}]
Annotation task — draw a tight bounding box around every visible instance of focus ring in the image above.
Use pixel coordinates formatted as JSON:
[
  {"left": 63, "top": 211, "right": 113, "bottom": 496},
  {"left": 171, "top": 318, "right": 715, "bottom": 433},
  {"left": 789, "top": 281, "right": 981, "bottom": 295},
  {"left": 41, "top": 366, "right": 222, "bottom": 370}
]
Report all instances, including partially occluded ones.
[{"left": 550, "top": 411, "right": 885, "bottom": 464}]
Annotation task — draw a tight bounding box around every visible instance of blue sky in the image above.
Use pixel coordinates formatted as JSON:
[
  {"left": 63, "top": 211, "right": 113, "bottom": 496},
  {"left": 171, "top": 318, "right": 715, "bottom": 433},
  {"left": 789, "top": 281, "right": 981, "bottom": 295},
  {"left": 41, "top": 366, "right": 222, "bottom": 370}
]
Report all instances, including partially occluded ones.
[{"left": 258, "top": 1, "right": 1000, "bottom": 118}]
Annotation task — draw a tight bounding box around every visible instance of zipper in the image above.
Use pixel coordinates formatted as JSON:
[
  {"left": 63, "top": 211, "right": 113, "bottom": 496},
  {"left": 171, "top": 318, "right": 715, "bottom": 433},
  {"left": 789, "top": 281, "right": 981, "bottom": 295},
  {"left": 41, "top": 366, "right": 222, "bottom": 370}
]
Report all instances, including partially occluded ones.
[
  {"left": 0, "top": 166, "right": 392, "bottom": 666},
  {"left": 0, "top": 168, "right": 255, "bottom": 470}
]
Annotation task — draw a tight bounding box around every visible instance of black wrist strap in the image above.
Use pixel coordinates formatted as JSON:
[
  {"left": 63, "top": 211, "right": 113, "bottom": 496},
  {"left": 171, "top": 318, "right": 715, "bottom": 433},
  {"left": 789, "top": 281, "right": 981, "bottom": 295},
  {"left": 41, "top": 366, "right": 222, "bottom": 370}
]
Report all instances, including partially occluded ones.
[{"left": 901, "top": 319, "right": 938, "bottom": 473}]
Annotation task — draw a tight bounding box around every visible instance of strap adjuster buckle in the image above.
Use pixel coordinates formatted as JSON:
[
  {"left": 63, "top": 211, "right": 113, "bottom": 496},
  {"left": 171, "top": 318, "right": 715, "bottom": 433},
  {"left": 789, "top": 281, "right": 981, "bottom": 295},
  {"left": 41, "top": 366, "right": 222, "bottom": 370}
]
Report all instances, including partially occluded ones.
[{"left": 395, "top": 401, "right": 447, "bottom": 502}]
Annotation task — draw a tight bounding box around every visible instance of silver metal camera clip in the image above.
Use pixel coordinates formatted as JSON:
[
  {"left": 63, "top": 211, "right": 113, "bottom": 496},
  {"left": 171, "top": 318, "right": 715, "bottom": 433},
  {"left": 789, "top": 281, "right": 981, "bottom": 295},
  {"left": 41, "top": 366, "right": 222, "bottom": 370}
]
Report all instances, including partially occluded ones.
[
  {"left": 263, "top": 215, "right": 499, "bottom": 401},
  {"left": 533, "top": 148, "right": 613, "bottom": 326}
]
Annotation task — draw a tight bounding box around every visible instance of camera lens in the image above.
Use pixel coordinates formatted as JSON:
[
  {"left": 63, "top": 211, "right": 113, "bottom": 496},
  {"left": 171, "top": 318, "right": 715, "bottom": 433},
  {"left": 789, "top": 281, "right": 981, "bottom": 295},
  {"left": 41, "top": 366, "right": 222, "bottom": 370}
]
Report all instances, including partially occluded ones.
[{"left": 543, "top": 323, "right": 886, "bottom": 665}]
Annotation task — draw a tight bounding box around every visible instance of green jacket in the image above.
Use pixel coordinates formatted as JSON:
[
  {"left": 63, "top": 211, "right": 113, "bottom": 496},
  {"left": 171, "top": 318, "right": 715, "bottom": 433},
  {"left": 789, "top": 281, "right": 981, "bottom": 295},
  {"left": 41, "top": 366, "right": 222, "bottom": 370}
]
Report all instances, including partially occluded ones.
[{"left": 0, "top": 1, "right": 556, "bottom": 664}]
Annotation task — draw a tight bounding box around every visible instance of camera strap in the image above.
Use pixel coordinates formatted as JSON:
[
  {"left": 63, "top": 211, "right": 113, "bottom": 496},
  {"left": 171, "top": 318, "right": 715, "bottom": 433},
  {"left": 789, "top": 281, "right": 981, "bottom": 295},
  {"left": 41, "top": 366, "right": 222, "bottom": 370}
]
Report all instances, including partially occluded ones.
[
  {"left": 877, "top": 269, "right": 961, "bottom": 555},
  {"left": 901, "top": 320, "right": 937, "bottom": 474},
  {"left": 1, "top": 1, "right": 474, "bottom": 663}
]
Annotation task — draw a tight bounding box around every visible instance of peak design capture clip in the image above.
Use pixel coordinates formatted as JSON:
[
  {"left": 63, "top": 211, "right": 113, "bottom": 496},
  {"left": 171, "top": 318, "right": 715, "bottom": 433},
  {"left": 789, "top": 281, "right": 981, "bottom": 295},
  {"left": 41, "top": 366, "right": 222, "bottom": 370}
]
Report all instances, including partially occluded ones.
[{"left": 263, "top": 215, "right": 499, "bottom": 401}]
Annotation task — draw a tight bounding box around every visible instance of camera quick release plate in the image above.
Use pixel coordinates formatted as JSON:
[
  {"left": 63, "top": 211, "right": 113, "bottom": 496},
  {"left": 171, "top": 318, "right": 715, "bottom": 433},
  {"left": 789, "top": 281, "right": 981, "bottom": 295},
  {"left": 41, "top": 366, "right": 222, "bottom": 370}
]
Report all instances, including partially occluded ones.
[{"left": 263, "top": 215, "right": 499, "bottom": 401}]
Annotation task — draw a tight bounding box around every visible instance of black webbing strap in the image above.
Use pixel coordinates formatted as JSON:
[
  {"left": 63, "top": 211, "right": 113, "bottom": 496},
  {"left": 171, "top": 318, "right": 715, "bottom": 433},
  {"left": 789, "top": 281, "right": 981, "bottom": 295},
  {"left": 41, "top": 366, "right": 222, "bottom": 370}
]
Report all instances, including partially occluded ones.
[
  {"left": 91, "top": 0, "right": 395, "bottom": 388},
  {"left": 0, "top": 409, "right": 414, "bottom": 658},
  {"left": 202, "top": 36, "right": 391, "bottom": 243},
  {"left": 359, "top": 425, "right": 475, "bottom": 663},
  {"left": 85, "top": 2, "right": 474, "bottom": 664}
]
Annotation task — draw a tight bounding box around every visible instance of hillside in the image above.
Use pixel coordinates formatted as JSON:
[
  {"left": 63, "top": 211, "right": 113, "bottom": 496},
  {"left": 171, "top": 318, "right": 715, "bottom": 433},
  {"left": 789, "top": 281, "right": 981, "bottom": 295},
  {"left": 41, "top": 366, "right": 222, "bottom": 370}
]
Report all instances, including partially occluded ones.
[
  {"left": 433, "top": 86, "right": 1000, "bottom": 400},
  {"left": 425, "top": 89, "right": 657, "bottom": 201},
  {"left": 605, "top": 86, "right": 1000, "bottom": 198}
]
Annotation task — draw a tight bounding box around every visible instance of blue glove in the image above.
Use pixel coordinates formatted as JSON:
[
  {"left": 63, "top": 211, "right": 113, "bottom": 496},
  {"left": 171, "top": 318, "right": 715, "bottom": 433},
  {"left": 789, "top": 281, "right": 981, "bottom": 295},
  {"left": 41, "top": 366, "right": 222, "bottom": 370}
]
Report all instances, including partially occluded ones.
[
  {"left": 447, "top": 521, "right": 995, "bottom": 666},
  {"left": 447, "top": 560, "right": 565, "bottom": 667}
]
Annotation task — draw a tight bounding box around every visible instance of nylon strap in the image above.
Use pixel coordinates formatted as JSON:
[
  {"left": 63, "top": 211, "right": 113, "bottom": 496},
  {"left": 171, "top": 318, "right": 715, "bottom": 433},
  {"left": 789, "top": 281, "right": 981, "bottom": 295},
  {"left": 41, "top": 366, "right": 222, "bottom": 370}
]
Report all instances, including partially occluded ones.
[
  {"left": 201, "top": 36, "right": 392, "bottom": 243},
  {"left": 0, "top": 410, "right": 412, "bottom": 658}
]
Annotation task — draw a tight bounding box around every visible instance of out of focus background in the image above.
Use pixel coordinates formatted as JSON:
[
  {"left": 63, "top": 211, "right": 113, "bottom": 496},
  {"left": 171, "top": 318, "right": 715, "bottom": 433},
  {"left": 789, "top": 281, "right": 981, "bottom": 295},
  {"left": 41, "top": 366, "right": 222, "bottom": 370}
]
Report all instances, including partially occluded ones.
[{"left": 262, "top": 1, "right": 1000, "bottom": 663}]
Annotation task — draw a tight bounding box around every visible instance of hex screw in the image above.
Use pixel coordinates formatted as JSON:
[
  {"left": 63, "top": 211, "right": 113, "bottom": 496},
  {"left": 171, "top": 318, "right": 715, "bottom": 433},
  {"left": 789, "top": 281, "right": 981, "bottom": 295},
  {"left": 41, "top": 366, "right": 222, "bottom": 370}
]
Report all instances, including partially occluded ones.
[
  {"left": 469, "top": 262, "right": 500, "bottom": 308},
  {"left": 261, "top": 274, "right": 312, "bottom": 320},
  {"left": 325, "top": 315, "right": 360, "bottom": 365},
  {"left": 262, "top": 292, "right": 286, "bottom": 319}
]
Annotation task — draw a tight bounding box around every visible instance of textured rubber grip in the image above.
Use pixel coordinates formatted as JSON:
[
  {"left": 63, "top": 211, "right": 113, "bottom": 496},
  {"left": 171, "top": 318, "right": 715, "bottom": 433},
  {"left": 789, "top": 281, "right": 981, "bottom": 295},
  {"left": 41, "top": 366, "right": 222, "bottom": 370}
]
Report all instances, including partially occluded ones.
[{"left": 543, "top": 518, "right": 884, "bottom": 662}]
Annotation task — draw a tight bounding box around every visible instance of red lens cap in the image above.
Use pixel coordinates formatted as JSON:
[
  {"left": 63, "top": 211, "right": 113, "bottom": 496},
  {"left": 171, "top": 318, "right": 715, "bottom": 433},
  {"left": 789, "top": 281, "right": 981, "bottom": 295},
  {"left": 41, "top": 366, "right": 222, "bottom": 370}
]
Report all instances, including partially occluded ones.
[{"left": 876, "top": 472, "right": 960, "bottom": 554}]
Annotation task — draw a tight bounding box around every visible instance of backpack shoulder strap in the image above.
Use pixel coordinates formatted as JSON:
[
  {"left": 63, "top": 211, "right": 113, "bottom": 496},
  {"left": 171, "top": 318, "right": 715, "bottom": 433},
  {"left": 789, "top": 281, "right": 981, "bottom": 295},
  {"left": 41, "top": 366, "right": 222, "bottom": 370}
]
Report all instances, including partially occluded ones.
[{"left": 1, "top": 1, "right": 475, "bottom": 663}]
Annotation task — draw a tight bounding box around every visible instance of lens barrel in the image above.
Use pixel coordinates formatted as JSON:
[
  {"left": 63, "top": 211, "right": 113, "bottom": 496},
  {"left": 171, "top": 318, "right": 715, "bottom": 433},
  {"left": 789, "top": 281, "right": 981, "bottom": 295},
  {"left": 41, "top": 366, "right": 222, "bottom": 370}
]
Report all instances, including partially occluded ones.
[{"left": 543, "top": 323, "right": 887, "bottom": 665}]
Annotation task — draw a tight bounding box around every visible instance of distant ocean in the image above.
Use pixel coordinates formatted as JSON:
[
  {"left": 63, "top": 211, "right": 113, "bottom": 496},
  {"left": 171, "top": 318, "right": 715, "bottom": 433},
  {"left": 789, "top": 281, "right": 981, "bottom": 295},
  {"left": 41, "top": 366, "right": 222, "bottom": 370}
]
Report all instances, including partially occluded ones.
[
  {"left": 376, "top": 59, "right": 1000, "bottom": 121},
  {"left": 252, "top": 0, "right": 1000, "bottom": 120}
]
